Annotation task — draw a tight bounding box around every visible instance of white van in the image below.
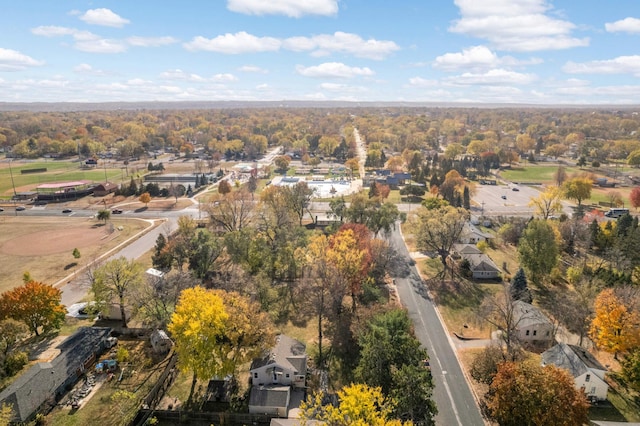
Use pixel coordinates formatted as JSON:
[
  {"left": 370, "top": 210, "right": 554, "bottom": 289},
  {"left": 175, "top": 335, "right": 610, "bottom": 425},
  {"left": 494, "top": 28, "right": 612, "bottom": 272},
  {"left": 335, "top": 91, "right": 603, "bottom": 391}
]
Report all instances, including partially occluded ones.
[{"left": 605, "top": 208, "right": 629, "bottom": 218}]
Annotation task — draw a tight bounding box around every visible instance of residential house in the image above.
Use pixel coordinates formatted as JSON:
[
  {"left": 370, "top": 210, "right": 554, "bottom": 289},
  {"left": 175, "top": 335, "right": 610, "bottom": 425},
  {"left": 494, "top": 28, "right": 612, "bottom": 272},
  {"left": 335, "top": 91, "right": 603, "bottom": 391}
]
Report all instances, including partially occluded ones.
[
  {"left": 250, "top": 334, "right": 307, "bottom": 389},
  {"left": 0, "top": 327, "right": 112, "bottom": 423},
  {"left": 460, "top": 223, "right": 492, "bottom": 244},
  {"left": 542, "top": 343, "right": 609, "bottom": 401},
  {"left": 452, "top": 244, "right": 501, "bottom": 280},
  {"left": 248, "top": 335, "right": 307, "bottom": 418},
  {"left": 513, "top": 301, "right": 554, "bottom": 344}
]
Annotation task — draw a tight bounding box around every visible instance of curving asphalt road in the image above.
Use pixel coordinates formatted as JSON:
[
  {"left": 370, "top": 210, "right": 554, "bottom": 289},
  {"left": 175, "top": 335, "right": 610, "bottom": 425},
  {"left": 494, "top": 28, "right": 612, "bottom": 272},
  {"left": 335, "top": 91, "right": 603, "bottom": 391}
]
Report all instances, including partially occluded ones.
[{"left": 387, "top": 225, "right": 485, "bottom": 426}]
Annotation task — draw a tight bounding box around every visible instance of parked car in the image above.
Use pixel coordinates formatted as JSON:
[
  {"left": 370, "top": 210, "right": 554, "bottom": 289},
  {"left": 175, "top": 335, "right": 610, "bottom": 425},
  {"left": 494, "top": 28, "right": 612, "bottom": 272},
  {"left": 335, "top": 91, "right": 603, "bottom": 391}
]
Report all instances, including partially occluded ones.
[
  {"left": 111, "top": 209, "right": 123, "bottom": 214},
  {"left": 512, "top": 187, "right": 520, "bottom": 191},
  {"left": 62, "top": 209, "right": 72, "bottom": 213},
  {"left": 0, "top": 208, "right": 4, "bottom": 212},
  {"left": 16, "top": 206, "right": 26, "bottom": 211},
  {"left": 501, "top": 195, "right": 507, "bottom": 200}
]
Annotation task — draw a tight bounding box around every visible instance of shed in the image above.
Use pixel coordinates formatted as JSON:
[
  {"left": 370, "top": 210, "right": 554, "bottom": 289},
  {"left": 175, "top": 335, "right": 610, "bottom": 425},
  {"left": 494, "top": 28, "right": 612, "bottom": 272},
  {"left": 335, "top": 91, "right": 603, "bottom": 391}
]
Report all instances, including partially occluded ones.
[{"left": 93, "top": 182, "right": 118, "bottom": 196}]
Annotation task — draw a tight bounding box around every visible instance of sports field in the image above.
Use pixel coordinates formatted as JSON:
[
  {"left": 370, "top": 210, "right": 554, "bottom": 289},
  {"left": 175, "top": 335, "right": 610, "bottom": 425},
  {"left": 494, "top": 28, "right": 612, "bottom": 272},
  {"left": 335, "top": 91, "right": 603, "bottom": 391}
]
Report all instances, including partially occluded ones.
[{"left": 0, "top": 216, "right": 149, "bottom": 294}]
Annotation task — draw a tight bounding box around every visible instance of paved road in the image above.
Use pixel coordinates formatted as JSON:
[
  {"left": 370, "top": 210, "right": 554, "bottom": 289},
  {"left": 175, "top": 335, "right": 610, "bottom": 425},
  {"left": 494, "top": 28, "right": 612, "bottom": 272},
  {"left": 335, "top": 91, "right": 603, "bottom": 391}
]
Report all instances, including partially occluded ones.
[
  {"left": 387, "top": 225, "right": 485, "bottom": 426},
  {"left": 473, "top": 183, "right": 574, "bottom": 217}
]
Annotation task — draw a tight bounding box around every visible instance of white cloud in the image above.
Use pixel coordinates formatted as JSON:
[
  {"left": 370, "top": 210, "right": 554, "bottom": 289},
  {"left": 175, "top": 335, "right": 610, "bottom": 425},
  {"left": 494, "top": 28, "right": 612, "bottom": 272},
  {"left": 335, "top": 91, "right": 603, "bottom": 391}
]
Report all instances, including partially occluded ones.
[
  {"left": 184, "top": 32, "right": 281, "bottom": 53},
  {"left": 563, "top": 55, "right": 640, "bottom": 77},
  {"left": 296, "top": 62, "right": 375, "bottom": 79},
  {"left": 0, "top": 48, "right": 44, "bottom": 71},
  {"left": 73, "top": 63, "right": 107, "bottom": 75},
  {"left": 126, "top": 36, "right": 178, "bottom": 47},
  {"left": 444, "top": 68, "right": 537, "bottom": 85},
  {"left": 212, "top": 73, "right": 238, "bottom": 82},
  {"left": 238, "top": 65, "right": 268, "bottom": 73},
  {"left": 605, "top": 17, "right": 640, "bottom": 34},
  {"left": 407, "top": 77, "right": 439, "bottom": 88},
  {"left": 227, "top": 0, "right": 338, "bottom": 17},
  {"left": 282, "top": 31, "right": 399, "bottom": 60},
  {"left": 31, "top": 25, "right": 98, "bottom": 41},
  {"left": 79, "top": 8, "right": 130, "bottom": 28},
  {"left": 75, "top": 39, "right": 127, "bottom": 53},
  {"left": 160, "top": 69, "right": 205, "bottom": 82},
  {"left": 449, "top": 0, "right": 589, "bottom": 51},
  {"left": 434, "top": 46, "right": 542, "bottom": 71}
]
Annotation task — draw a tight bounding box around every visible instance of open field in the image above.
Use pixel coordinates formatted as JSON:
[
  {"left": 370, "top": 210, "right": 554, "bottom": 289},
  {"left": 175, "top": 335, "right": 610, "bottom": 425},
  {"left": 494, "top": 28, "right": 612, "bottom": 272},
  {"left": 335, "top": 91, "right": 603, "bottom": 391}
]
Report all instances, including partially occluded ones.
[
  {"left": 0, "top": 216, "right": 150, "bottom": 294},
  {"left": 0, "top": 160, "right": 139, "bottom": 199},
  {"left": 500, "top": 165, "right": 583, "bottom": 183}
]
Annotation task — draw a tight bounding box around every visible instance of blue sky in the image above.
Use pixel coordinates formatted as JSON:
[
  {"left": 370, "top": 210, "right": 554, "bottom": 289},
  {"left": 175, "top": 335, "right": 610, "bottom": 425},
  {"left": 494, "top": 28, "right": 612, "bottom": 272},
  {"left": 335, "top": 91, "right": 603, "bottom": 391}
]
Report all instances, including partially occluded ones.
[{"left": 1, "top": 0, "right": 640, "bottom": 104}]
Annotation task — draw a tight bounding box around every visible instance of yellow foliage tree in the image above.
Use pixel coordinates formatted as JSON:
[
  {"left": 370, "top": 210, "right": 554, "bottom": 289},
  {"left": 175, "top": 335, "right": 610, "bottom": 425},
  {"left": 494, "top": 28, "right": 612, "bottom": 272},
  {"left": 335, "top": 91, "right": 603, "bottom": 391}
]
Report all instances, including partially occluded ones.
[
  {"left": 589, "top": 288, "right": 640, "bottom": 356},
  {"left": 210, "top": 290, "right": 275, "bottom": 376},
  {"left": 168, "top": 286, "right": 228, "bottom": 404},
  {"left": 528, "top": 185, "right": 563, "bottom": 219},
  {"left": 300, "top": 383, "right": 408, "bottom": 426}
]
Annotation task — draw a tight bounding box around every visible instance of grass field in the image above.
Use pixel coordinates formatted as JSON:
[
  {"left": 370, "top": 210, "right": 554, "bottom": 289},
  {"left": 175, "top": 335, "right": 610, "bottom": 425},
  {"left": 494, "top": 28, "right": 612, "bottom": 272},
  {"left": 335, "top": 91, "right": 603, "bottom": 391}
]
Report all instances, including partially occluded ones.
[
  {"left": 499, "top": 165, "right": 584, "bottom": 183},
  {"left": 0, "top": 160, "right": 134, "bottom": 199},
  {"left": 0, "top": 217, "right": 150, "bottom": 294}
]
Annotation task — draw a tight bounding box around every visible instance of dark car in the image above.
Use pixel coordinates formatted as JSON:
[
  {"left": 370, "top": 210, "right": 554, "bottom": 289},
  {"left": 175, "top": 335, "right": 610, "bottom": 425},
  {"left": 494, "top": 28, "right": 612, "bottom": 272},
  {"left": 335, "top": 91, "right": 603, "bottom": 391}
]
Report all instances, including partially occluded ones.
[
  {"left": 0, "top": 208, "right": 4, "bottom": 212},
  {"left": 16, "top": 206, "right": 26, "bottom": 211},
  {"left": 111, "top": 209, "right": 123, "bottom": 214},
  {"left": 512, "top": 187, "right": 520, "bottom": 191},
  {"left": 501, "top": 195, "right": 507, "bottom": 200},
  {"left": 62, "top": 208, "right": 72, "bottom": 213}
]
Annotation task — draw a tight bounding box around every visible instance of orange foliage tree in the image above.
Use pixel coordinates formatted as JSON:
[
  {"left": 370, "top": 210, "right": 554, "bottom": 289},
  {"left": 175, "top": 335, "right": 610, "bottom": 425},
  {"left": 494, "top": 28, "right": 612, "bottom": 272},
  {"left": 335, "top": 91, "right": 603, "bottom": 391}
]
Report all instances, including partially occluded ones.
[
  {"left": 487, "top": 361, "right": 589, "bottom": 426},
  {"left": 589, "top": 288, "right": 640, "bottom": 356},
  {"left": 0, "top": 281, "right": 66, "bottom": 336},
  {"left": 630, "top": 186, "right": 640, "bottom": 211}
]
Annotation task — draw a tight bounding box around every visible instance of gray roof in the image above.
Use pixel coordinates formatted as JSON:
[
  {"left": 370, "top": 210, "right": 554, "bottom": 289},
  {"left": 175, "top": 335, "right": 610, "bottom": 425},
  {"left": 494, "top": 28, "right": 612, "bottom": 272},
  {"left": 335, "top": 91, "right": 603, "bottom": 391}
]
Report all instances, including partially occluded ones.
[
  {"left": 0, "top": 327, "right": 111, "bottom": 422},
  {"left": 249, "top": 385, "right": 290, "bottom": 408},
  {"left": 513, "top": 301, "right": 552, "bottom": 328},
  {"left": 250, "top": 335, "right": 306, "bottom": 375},
  {"left": 453, "top": 244, "right": 500, "bottom": 272},
  {"left": 542, "top": 343, "right": 606, "bottom": 378}
]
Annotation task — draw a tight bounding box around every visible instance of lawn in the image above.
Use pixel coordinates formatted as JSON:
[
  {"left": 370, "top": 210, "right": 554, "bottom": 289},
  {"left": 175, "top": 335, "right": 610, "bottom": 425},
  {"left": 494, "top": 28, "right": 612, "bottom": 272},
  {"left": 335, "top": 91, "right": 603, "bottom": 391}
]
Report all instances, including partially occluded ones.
[
  {"left": 0, "top": 217, "right": 150, "bottom": 294},
  {"left": 500, "top": 165, "right": 583, "bottom": 184}
]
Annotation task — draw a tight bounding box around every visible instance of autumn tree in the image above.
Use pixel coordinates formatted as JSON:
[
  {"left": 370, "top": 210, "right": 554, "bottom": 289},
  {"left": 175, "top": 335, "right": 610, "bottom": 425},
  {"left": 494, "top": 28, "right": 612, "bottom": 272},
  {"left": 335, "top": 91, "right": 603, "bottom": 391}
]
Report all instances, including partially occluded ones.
[
  {"left": 562, "top": 176, "right": 592, "bottom": 208},
  {"left": 168, "top": 286, "right": 228, "bottom": 405},
  {"left": 0, "top": 281, "right": 66, "bottom": 336},
  {"left": 517, "top": 219, "right": 559, "bottom": 286},
  {"left": 413, "top": 205, "right": 468, "bottom": 279},
  {"left": 206, "top": 189, "right": 254, "bottom": 232},
  {"left": 630, "top": 187, "right": 640, "bottom": 210},
  {"left": 589, "top": 287, "right": 640, "bottom": 357},
  {"left": 327, "top": 228, "right": 368, "bottom": 314},
  {"left": 133, "top": 271, "right": 196, "bottom": 329},
  {"left": 528, "top": 185, "right": 563, "bottom": 219},
  {"left": 486, "top": 361, "right": 589, "bottom": 426},
  {"left": 0, "top": 319, "right": 28, "bottom": 359},
  {"left": 218, "top": 179, "right": 232, "bottom": 195},
  {"left": 621, "top": 347, "right": 640, "bottom": 392},
  {"left": 285, "top": 181, "right": 315, "bottom": 225},
  {"left": 91, "top": 257, "right": 145, "bottom": 328},
  {"left": 273, "top": 154, "right": 291, "bottom": 172},
  {"left": 300, "top": 383, "right": 407, "bottom": 426},
  {"left": 139, "top": 191, "right": 151, "bottom": 208},
  {"left": 210, "top": 290, "right": 275, "bottom": 375}
]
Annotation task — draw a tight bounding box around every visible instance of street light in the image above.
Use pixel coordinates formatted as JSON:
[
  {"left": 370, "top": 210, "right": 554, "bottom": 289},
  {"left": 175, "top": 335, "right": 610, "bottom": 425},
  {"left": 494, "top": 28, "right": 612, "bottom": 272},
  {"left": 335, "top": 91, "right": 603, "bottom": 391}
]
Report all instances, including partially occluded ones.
[{"left": 8, "top": 158, "right": 17, "bottom": 198}]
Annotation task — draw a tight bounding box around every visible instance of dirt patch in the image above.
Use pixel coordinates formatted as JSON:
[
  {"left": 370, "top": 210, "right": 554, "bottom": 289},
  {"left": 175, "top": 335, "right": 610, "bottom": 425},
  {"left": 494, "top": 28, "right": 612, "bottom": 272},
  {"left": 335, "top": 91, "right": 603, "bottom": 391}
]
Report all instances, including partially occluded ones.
[{"left": 1, "top": 224, "right": 113, "bottom": 256}]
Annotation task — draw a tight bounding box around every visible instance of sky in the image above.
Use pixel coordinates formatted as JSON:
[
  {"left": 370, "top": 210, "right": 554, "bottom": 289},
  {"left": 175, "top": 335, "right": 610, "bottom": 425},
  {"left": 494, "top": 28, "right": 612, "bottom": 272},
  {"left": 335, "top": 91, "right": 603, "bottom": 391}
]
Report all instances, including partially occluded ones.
[{"left": 1, "top": 0, "right": 640, "bottom": 105}]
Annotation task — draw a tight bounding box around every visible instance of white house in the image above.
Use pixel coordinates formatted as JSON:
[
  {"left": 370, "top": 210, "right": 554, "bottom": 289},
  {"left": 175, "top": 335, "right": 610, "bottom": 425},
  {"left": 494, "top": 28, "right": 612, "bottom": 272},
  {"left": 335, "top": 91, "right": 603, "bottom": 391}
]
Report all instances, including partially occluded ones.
[
  {"left": 460, "top": 222, "right": 492, "bottom": 244},
  {"left": 513, "top": 301, "right": 554, "bottom": 344},
  {"left": 542, "top": 343, "right": 609, "bottom": 401},
  {"left": 249, "top": 335, "right": 307, "bottom": 389},
  {"left": 248, "top": 335, "right": 307, "bottom": 417},
  {"left": 452, "top": 244, "right": 501, "bottom": 280}
]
